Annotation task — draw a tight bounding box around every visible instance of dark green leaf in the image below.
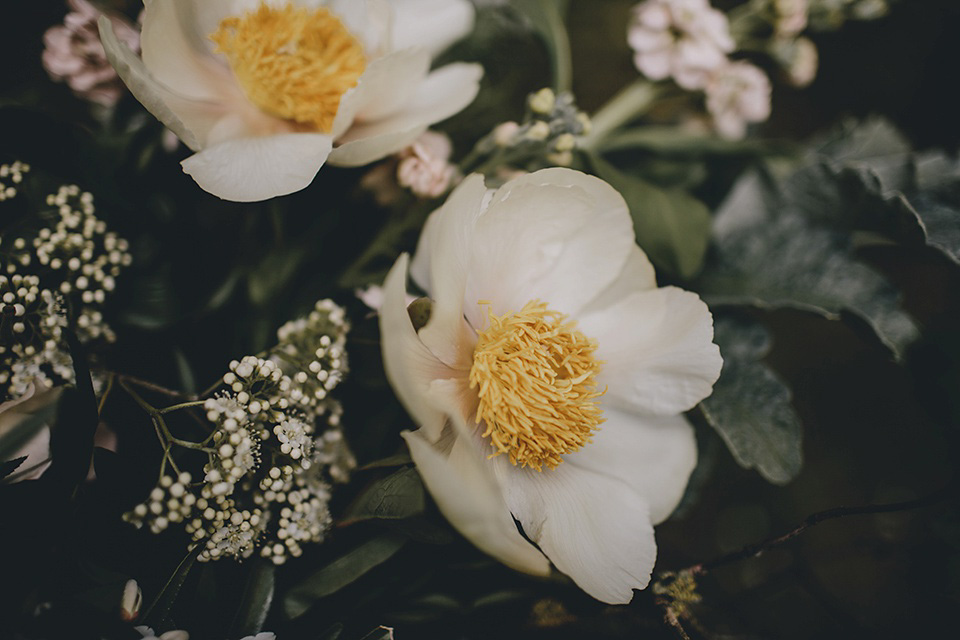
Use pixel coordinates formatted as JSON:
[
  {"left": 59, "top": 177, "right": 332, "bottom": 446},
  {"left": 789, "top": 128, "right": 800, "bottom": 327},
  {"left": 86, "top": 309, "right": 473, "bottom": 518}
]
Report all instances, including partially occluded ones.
[
  {"left": 912, "top": 192, "right": 960, "bottom": 264},
  {"left": 701, "top": 317, "right": 803, "bottom": 485},
  {"left": 586, "top": 151, "right": 711, "bottom": 278},
  {"left": 785, "top": 163, "right": 926, "bottom": 245},
  {"left": 141, "top": 545, "right": 202, "bottom": 630},
  {"left": 317, "top": 622, "right": 344, "bottom": 640},
  {"left": 813, "top": 117, "right": 914, "bottom": 191},
  {"left": 45, "top": 329, "right": 99, "bottom": 493},
  {"left": 358, "top": 452, "right": 413, "bottom": 471},
  {"left": 700, "top": 167, "right": 919, "bottom": 357},
  {"left": 342, "top": 466, "right": 425, "bottom": 524},
  {"left": 510, "top": 0, "right": 572, "bottom": 92},
  {"left": 284, "top": 533, "right": 407, "bottom": 619},
  {"left": 231, "top": 559, "right": 276, "bottom": 637}
]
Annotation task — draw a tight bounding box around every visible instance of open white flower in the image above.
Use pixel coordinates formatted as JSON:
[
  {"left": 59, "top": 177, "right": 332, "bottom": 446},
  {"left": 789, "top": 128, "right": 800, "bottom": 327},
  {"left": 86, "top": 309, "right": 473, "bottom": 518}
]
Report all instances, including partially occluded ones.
[
  {"left": 99, "top": 0, "right": 481, "bottom": 201},
  {"left": 379, "top": 168, "right": 722, "bottom": 603}
]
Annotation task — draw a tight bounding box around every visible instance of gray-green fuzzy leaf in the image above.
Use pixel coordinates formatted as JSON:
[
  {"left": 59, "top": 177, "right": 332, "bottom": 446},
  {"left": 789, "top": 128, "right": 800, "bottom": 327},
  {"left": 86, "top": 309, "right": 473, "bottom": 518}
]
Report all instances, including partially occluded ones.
[{"left": 701, "top": 318, "right": 803, "bottom": 485}]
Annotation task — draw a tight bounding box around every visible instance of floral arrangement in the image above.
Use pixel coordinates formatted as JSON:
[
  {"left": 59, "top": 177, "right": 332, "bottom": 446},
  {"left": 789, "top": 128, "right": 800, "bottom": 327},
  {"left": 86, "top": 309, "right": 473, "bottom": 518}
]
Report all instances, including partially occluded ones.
[{"left": 1, "top": 0, "right": 957, "bottom": 639}]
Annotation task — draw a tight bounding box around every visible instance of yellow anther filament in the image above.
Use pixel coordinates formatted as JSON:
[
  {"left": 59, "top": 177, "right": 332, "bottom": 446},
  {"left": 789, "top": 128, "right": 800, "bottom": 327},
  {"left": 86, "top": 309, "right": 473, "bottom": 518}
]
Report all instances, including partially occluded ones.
[
  {"left": 470, "top": 300, "right": 605, "bottom": 471},
  {"left": 211, "top": 3, "right": 366, "bottom": 133}
]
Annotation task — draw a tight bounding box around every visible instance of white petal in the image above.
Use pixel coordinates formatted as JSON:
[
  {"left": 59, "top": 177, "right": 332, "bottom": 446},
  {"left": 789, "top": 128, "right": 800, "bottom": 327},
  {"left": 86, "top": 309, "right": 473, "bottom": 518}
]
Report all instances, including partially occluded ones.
[
  {"left": 389, "top": 0, "right": 475, "bottom": 58},
  {"left": 462, "top": 168, "right": 635, "bottom": 327},
  {"left": 328, "top": 0, "right": 389, "bottom": 53},
  {"left": 328, "top": 63, "right": 482, "bottom": 166},
  {"left": 415, "top": 174, "right": 487, "bottom": 368},
  {"left": 579, "top": 244, "right": 657, "bottom": 314},
  {"left": 403, "top": 430, "right": 551, "bottom": 575},
  {"left": 565, "top": 409, "right": 697, "bottom": 524},
  {"left": 579, "top": 286, "right": 722, "bottom": 416},
  {"left": 0, "top": 386, "right": 61, "bottom": 482},
  {"left": 140, "top": 0, "right": 237, "bottom": 102},
  {"left": 352, "top": 49, "right": 432, "bottom": 124},
  {"left": 99, "top": 16, "right": 206, "bottom": 150},
  {"left": 380, "top": 254, "right": 457, "bottom": 442},
  {"left": 180, "top": 133, "right": 333, "bottom": 201},
  {"left": 492, "top": 454, "right": 657, "bottom": 603},
  {"left": 327, "top": 124, "right": 427, "bottom": 167}
]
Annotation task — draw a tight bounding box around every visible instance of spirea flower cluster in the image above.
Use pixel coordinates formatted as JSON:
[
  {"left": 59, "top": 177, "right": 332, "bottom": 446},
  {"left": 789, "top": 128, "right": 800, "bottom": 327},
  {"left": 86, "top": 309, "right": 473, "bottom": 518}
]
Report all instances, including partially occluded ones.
[
  {"left": 0, "top": 164, "right": 131, "bottom": 401},
  {"left": 125, "top": 300, "right": 355, "bottom": 565}
]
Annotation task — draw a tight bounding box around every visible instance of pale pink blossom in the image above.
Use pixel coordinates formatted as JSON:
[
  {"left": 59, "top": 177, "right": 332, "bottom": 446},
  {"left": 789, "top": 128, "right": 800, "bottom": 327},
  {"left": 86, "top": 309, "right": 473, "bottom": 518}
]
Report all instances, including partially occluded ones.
[
  {"left": 396, "top": 131, "right": 457, "bottom": 199},
  {"left": 628, "top": 0, "right": 734, "bottom": 90},
  {"left": 42, "top": 0, "right": 140, "bottom": 107},
  {"left": 705, "top": 61, "right": 772, "bottom": 139}
]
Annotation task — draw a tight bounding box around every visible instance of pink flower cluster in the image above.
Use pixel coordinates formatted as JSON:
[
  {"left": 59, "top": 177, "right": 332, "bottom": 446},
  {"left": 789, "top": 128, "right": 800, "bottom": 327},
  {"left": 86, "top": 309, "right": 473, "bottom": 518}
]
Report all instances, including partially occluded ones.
[{"left": 42, "top": 0, "right": 139, "bottom": 107}]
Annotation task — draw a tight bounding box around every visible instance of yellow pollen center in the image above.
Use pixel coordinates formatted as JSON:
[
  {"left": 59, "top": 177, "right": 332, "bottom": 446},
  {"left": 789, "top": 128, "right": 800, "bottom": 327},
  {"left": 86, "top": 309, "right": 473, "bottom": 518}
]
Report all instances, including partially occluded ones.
[
  {"left": 469, "top": 300, "right": 605, "bottom": 472},
  {"left": 210, "top": 3, "right": 366, "bottom": 133}
]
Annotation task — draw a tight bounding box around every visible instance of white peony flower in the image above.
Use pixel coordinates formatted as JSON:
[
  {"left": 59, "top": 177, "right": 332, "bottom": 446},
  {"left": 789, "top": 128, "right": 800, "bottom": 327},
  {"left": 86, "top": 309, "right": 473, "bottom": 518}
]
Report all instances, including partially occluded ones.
[
  {"left": 628, "top": 0, "right": 734, "bottom": 90},
  {"left": 98, "top": 0, "right": 481, "bottom": 202},
  {"left": 379, "top": 168, "right": 722, "bottom": 603},
  {"left": 705, "top": 61, "right": 772, "bottom": 140}
]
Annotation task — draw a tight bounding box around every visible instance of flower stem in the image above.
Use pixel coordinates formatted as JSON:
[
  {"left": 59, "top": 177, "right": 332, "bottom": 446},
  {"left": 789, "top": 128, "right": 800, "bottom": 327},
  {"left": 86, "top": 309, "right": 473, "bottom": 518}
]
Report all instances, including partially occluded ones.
[
  {"left": 580, "top": 79, "right": 663, "bottom": 151},
  {"left": 158, "top": 400, "right": 208, "bottom": 415}
]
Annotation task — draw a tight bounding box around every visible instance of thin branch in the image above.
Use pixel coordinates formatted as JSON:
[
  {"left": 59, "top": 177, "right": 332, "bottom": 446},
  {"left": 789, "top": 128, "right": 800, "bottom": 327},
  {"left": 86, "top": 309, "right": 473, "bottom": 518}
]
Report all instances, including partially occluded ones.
[
  {"left": 690, "top": 481, "right": 954, "bottom": 576},
  {"left": 113, "top": 373, "right": 193, "bottom": 400}
]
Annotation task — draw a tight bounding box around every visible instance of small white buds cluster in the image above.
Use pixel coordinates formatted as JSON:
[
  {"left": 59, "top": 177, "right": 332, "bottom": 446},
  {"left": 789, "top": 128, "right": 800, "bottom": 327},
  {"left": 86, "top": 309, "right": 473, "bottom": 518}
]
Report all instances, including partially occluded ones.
[
  {"left": 0, "top": 161, "right": 29, "bottom": 201},
  {"left": 124, "top": 300, "right": 352, "bottom": 565},
  {"left": 274, "top": 300, "right": 349, "bottom": 412},
  {"left": 1, "top": 171, "right": 129, "bottom": 400},
  {"left": 123, "top": 472, "right": 197, "bottom": 535},
  {"left": 0, "top": 273, "right": 69, "bottom": 399}
]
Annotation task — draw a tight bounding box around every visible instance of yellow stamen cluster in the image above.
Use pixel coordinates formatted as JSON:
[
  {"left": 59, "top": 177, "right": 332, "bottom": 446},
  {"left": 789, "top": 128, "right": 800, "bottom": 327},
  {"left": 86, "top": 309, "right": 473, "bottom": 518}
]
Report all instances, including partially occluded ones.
[
  {"left": 211, "top": 3, "right": 366, "bottom": 133},
  {"left": 470, "top": 300, "right": 605, "bottom": 471}
]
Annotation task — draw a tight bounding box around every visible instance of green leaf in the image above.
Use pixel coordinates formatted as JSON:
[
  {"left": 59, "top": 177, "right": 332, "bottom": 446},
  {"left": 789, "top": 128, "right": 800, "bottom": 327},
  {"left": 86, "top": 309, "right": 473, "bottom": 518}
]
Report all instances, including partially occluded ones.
[
  {"left": 317, "top": 623, "right": 344, "bottom": 640},
  {"left": 231, "top": 559, "right": 275, "bottom": 637},
  {"left": 141, "top": 545, "right": 202, "bottom": 631},
  {"left": 510, "top": 0, "right": 572, "bottom": 92},
  {"left": 701, "top": 317, "right": 803, "bottom": 485},
  {"left": 699, "top": 167, "right": 920, "bottom": 358},
  {"left": 45, "top": 330, "right": 100, "bottom": 493},
  {"left": 341, "top": 467, "right": 425, "bottom": 524},
  {"left": 813, "top": 117, "right": 913, "bottom": 192},
  {"left": 911, "top": 192, "right": 960, "bottom": 265},
  {"left": 586, "top": 151, "right": 711, "bottom": 278},
  {"left": 358, "top": 451, "right": 413, "bottom": 471},
  {"left": 284, "top": 533, "right": 407, "bottom": 619}
]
